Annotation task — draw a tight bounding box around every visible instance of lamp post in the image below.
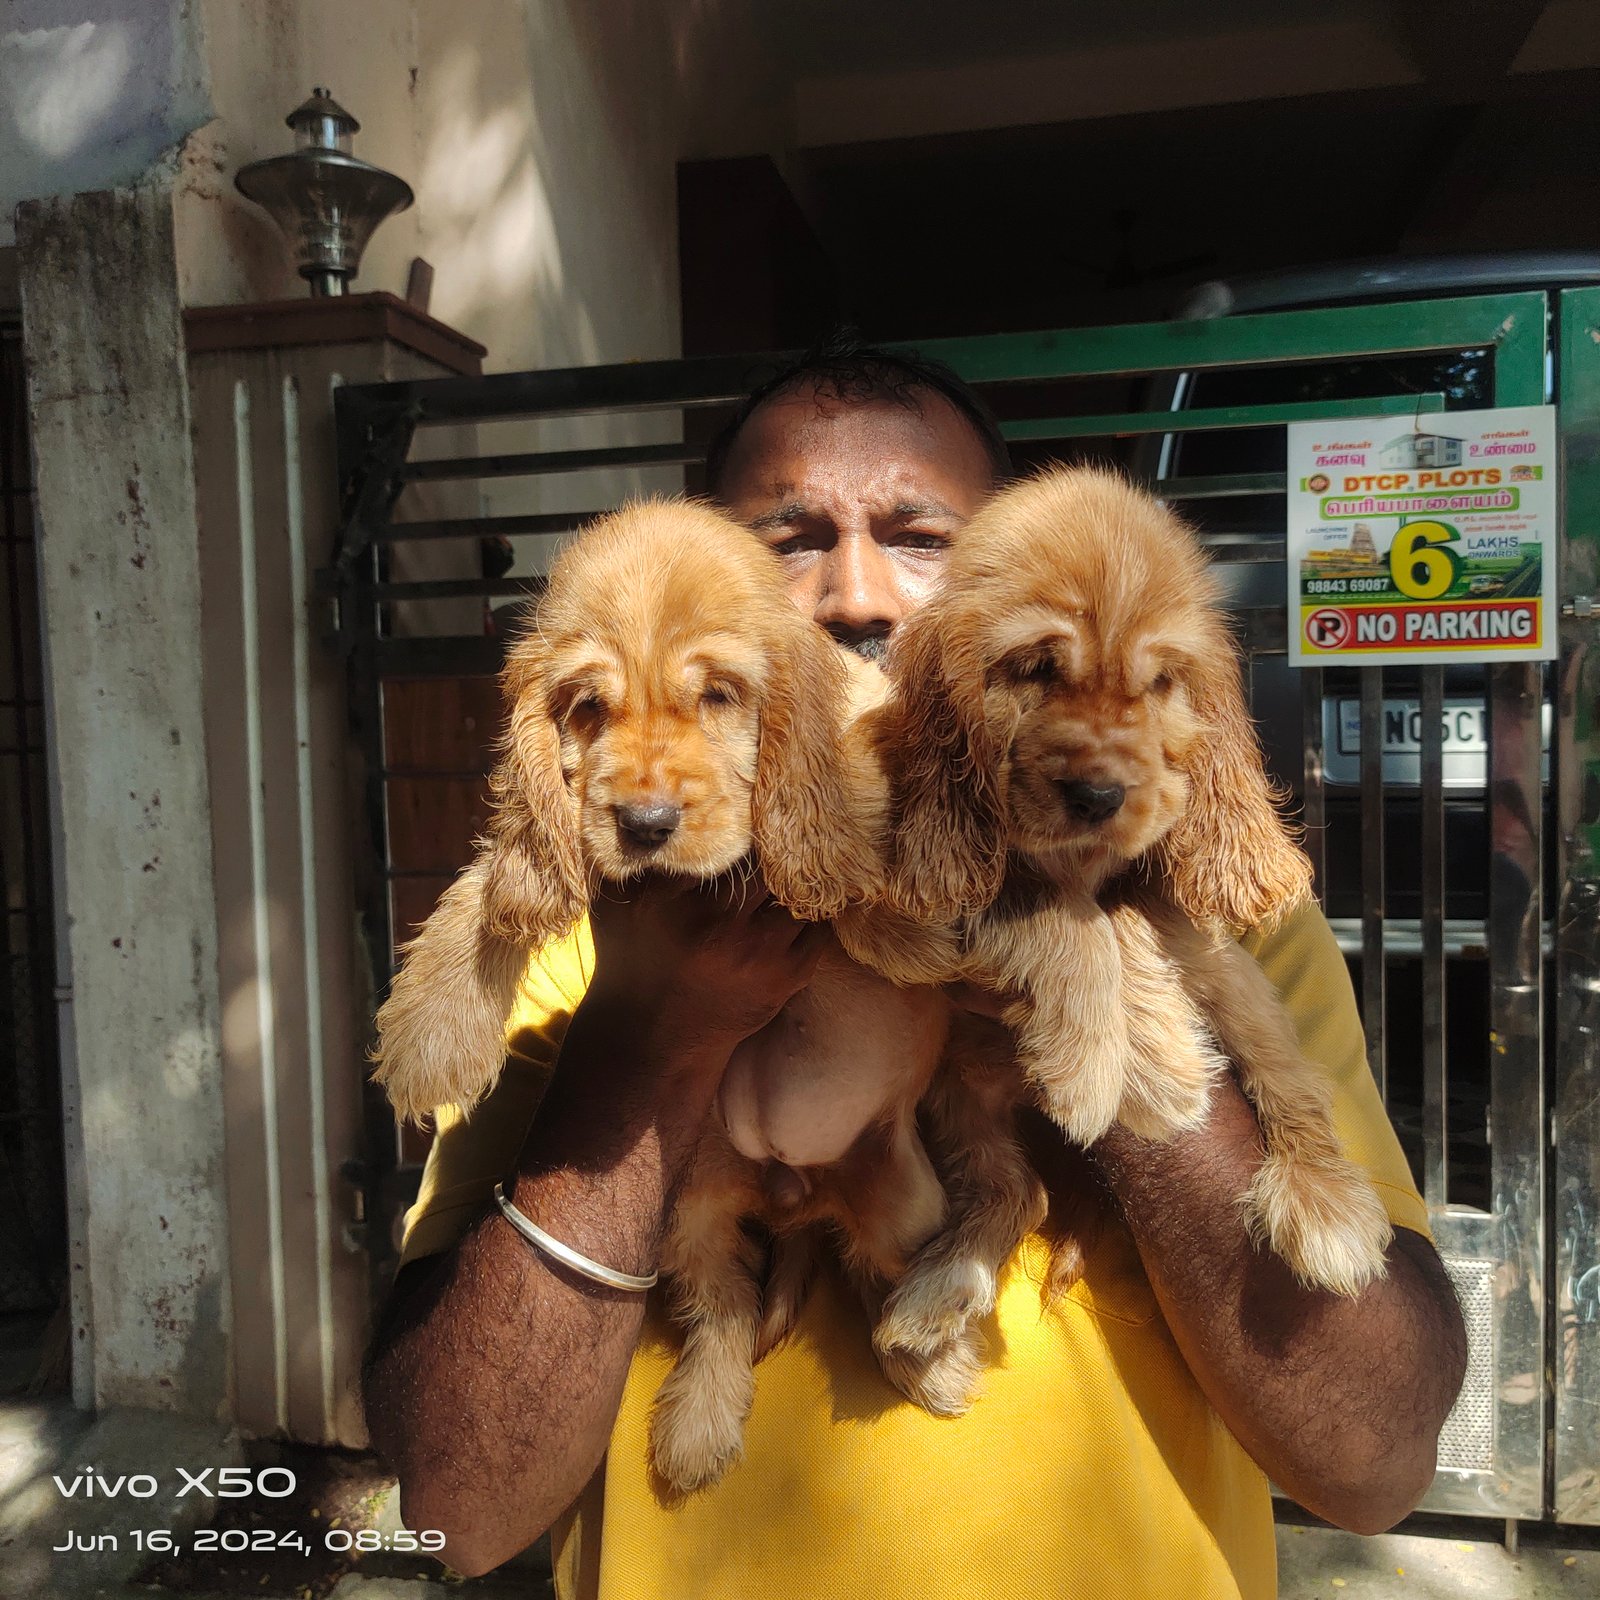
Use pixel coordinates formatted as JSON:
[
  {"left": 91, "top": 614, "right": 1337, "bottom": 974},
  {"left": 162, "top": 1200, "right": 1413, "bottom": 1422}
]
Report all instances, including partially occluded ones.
[{"left": 234, "top": 89, "right": 414, "bottom": 297}]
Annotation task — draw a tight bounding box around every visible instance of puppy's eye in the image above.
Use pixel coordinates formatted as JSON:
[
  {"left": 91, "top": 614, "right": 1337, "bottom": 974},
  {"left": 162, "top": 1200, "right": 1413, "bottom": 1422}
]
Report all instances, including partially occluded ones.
[
  {"left": 1150, "top": 673, "right": 1175, "bottom": 696},
  {"left": 1009, "top": 654, "right": 1056, "bottom": 685},
  {"left": 701, "top": 681, "right": 741, "bottom": 708},
  {"left": 568, "top": 693, "right": 606, "bottom": 722}
]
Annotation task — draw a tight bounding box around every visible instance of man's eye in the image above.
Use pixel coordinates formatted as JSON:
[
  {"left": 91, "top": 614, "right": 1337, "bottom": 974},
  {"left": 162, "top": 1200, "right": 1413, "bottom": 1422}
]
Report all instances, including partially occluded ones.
[{"left": 899, "top": 532, "right": 949, "bottom": 552}]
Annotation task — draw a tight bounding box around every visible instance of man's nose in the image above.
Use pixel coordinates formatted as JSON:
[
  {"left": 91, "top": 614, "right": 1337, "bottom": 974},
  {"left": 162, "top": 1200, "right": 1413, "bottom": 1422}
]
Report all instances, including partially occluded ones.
[{"left": 812, "top": 530, "right": 902, "bottom": 643}]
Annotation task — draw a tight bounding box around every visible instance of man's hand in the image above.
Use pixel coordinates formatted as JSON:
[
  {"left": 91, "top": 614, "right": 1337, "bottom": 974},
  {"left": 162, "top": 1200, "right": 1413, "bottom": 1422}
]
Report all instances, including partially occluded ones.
[
  {"left": 364, "top": 871, "right": 828, "bottom": 1577},
  {"left": 587, "top": 872, "right": 834, "bottom": 1061},
  {"left": 1092, "top": 1075, "right": 1466, "bottom": 1534},
  {"left": 554, "top": 873, "right": 834, "bottom": 1179}
]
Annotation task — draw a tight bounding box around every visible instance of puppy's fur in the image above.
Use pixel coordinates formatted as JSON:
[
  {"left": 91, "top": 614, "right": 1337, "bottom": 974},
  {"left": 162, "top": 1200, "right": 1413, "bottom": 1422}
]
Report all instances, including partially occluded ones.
[
  {"left": 373, "top": 500, "right": 989, "bottom": 1492},
  {"left": 375, "top": 500, "right": 878, "bottom": 1124},
  {"left": 842, "top": 466, "right": 1392, "bottom": 1326}
]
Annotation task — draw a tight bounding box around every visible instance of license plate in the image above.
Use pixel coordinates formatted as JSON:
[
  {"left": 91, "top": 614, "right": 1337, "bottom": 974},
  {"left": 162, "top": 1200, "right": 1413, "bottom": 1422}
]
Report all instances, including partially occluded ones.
[
  {"left": 1336, "top": 699, "right": 1486, "bottom": 757},
  {"left": 1321, "top": 697, "right": 1550, "bottom": 789}
]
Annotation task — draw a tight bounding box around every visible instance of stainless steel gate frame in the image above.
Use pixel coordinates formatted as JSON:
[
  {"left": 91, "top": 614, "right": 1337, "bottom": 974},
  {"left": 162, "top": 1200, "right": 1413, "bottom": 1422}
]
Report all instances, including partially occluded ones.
[
  {"left": 325, "top": 289, "right": 1597, "bottom": 1523},
  {"left": 1553, "top": 286, "right": 1600, "bottom": 1524}
]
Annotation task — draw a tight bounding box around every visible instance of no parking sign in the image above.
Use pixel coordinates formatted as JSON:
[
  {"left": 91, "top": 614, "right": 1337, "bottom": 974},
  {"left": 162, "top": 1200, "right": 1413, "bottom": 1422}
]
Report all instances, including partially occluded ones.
[
  {"left": 1304, "top": 607, "right": 1352, "bottom": 650},
  {"left": 1285, "top": 406, "right": 1558, "bottom": 667}
]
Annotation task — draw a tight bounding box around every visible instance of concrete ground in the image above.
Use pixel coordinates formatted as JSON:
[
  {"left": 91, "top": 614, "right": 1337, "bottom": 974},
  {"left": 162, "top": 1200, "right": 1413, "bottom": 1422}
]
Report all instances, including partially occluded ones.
[
  {"left": 1276, "top": 1521, "right": 1595, "bottom": 1598},
  {"left": 4, "top": 1395, "right": 1595, "bottom": 1597}
]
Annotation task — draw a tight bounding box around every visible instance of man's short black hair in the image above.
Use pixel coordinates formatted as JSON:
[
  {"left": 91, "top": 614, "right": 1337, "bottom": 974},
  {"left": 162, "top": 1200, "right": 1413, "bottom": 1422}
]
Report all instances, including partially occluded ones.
[{"left": 703, "top": 329, "right": 1012, "bottom": 493}]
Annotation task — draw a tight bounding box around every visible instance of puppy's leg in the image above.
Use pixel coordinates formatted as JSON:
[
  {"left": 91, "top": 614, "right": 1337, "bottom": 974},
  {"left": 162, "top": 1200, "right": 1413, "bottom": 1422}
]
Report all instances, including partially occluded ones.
[
  {"left": 833, "top": 903, "right": 964, "bottom": 988},
  {"left": 875, "top": 1030, "right": 1046, "bottom": 1360},
  {"left": 1146, "top": 904, "right": 1393, "bottom": 1296},
  {"left": 971, "top": 894, "right": 1129, "bottom": 1146},
  {"left": 823, "top": 1110, "right": 987, "bottom": 1417},
  {"left": 372, "top": 859, "right": 530, "bottom": 1121},
  {"left": 1105, "top": 901, "right": 1226, "bottom": 1141},
  {"left": 861, "top": 1282, "right": 987, "bottom": 1421},
  {"left": 650, "top": 1140, "right": 766, "bottom": 1492},
  {"left": 831, "top": 1108, "right": 949, "bottom": 1284},
  {"left": 753, "top": 1225, "right": 819, "bottom": 1362}
]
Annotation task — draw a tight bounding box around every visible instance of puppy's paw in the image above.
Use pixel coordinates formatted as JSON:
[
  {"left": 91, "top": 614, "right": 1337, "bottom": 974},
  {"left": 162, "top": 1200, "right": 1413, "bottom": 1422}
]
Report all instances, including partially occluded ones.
[
  {"left": 875, "top": 1325, "right": 986, "bottom": 1418},
  {"left": 1114, "top": 1082, "right": 1210, "bottom": 1143},
  {"left": 1041, "top": 1233, "right": 1087, "bottom": 1303},
  {"left": 874, "top": 1256, "right": 996, "bottom": 1358},
  {"left": 1033, "top": 1070, "right": 1122, "bottom": 1147},
  {"left": 1243, "top": 1150, "right": 1393, "bottom": 1297},
  {"left": 1115, "top": 1044, "right": 1223, "bottom": 1142},
  {"left": 648, "top": 1360, "right": 754, "bottom": 1492}
]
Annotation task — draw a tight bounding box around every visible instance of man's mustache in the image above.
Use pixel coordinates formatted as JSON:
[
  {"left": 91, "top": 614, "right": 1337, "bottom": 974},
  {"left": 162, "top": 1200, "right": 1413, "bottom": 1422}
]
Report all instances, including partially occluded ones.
[{"left": 838, "top": 633, "right": 889, "bottom": 666}]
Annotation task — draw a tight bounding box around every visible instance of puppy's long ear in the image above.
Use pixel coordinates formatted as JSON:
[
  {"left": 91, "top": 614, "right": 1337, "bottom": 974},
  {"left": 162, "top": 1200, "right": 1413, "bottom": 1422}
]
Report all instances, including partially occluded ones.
[
  {"left": 1155, "top": 637, "right": 1313, "bottom": 934},
  {"left": 371, "top": 859, "right": 534, "bottom": 1121},
  {"left": 753, "top": 620, "right": 881, "bottom": 920},
  {"left": 479, "top": 635, "right": 588, "bottom": 945},
  {"left": 884, "top": 601, "right": 1011, "bottom": 924}
]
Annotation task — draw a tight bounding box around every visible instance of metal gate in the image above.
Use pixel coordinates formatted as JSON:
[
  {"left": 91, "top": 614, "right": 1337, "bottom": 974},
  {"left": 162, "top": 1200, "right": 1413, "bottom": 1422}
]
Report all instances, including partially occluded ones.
[
  {"left": 326, "top": 288, "right": 1600, "bottom": 1525},
  {"left": 0, "top": 321, "right": 65, "bottom": 1326}
]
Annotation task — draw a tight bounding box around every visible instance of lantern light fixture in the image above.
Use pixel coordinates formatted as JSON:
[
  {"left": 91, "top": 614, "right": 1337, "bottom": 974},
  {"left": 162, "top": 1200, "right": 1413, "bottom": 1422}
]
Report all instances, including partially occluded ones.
[{"left": 234, "top": 88, "right": 414, "bottom": 297}]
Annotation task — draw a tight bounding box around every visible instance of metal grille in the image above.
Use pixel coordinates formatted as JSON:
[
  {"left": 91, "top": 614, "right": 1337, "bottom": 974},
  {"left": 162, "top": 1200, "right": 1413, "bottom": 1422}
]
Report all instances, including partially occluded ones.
[
  {"left": 1438, "top": 1254, "right": 1497, "bottom": 1473},
  {"left": 0, "top": 321, "right": 64, "bottom": 1314}
]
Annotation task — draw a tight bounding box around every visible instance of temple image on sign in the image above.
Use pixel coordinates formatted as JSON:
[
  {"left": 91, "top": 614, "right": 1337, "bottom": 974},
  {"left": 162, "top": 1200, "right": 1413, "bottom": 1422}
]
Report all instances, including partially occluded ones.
[
  {"left": 1379, "top": 428, "right": 1465, "bottom": 468},
  {"left": 1302, "top": 521, "right": 1384, "bottom": 581}
]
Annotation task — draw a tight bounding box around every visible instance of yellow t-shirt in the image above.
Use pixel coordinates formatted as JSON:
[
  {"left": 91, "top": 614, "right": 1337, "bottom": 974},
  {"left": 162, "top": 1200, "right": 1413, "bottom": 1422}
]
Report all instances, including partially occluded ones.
[{"left": 400, "top": 903, "right": 1429, "bottom": 1600}]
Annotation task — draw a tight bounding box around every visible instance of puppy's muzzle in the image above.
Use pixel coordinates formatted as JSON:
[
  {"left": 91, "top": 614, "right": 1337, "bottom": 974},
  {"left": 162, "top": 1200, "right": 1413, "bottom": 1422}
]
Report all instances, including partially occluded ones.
[
  {"left": 1056, "top": 779, "right": 1125, "bottom": 823},
  {"left": 617, "top": 798, "right": 683, "bottom": 847}
]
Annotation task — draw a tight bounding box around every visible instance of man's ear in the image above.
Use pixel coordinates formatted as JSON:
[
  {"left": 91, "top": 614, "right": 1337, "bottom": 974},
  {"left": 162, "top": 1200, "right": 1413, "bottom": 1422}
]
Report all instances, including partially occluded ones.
[{"left": 883, "top": 601, "right": 1012, "bottom": 923}]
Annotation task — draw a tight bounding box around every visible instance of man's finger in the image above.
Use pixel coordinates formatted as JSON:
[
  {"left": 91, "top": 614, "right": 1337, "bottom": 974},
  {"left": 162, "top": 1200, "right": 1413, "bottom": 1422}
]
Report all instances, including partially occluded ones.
[
  {"left": 788, "top": 920, "right": 834, "bottom": 962},
  {"left": 611, "top": 873, "right": 690, "bottom": 905},
  {"left": 942, "top": 979, "right": 1017, "bottom": 1020}
]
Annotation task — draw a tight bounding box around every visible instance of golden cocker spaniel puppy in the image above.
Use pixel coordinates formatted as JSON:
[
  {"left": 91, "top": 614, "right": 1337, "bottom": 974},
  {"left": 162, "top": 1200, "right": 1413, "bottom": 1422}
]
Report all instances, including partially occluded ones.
[{"left": 843, "top": 466, "right": 1393, "bottom": 1321}]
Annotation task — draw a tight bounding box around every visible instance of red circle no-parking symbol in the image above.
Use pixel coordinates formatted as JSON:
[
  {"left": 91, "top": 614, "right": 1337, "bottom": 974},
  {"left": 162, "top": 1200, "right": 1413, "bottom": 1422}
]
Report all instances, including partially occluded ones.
[{"left": 1305, "top": 607, "right": 1351, "bottom": 650}]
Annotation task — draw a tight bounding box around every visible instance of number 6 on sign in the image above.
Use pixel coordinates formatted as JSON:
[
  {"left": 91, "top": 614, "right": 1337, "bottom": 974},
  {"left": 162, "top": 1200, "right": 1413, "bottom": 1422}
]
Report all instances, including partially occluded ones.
[{"left": 1388, "top": 520, "right": 1461, "bottom": 600}]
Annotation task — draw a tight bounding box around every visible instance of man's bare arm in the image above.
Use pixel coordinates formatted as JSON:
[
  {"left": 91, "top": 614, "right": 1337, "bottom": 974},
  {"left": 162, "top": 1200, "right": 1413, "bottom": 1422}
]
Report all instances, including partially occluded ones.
[
  {"left": 1093, "top": 1074, "right": 1466, "bottom": 1534},
  {"left": 362, "top": 882, "right": 828, "bottom": 1578}
]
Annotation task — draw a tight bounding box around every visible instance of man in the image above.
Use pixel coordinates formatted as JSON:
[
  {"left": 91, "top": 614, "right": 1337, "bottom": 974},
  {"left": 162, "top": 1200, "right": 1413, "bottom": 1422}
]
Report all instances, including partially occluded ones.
[{"left": 363, "top": 341, "right": 1466, "bottom": 1597}]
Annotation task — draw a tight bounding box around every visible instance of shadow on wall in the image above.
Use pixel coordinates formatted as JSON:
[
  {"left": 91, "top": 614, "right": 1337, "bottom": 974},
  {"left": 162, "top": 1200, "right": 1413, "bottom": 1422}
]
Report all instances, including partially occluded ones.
[
  {"left": 180, "top": 1, "right": 775, "bottom": 575},
  {"left": 411, "top": 0, "right": 699, "bottom": 566}
]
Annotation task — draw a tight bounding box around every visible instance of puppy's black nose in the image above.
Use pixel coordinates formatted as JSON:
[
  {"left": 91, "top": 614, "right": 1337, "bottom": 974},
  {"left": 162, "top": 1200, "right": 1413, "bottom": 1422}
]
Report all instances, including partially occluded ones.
[
  {"left": 617, "top": 799, "right": 683, "bottom": 847},
  {"left": 1058, "top": 780, "right": 1125, "bottom": 823}
]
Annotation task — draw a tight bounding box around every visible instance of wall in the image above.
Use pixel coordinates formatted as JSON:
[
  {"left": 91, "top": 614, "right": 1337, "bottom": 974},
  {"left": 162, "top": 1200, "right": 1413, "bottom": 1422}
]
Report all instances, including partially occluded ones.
[
  {"left": 17, "top": 183, "right": 231, "bottom": 1416},
  {"left": 176, "top": 0, "right": 759, "bottom": 570}
]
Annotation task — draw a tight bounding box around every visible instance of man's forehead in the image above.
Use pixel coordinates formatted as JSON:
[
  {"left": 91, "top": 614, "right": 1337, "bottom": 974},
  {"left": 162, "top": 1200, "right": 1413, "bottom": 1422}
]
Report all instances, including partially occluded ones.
[
  {"left": 751, "top": 461, "right": 962, "bottom": 514},
  {"left": 719, "top": 390, "right": 993, "bottom": 507}
]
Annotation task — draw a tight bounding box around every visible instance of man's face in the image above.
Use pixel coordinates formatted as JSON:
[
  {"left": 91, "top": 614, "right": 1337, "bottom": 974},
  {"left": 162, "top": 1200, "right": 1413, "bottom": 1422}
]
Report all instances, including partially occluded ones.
[{"left": 714, "top": 388, "right": 997, "bottom": 660}]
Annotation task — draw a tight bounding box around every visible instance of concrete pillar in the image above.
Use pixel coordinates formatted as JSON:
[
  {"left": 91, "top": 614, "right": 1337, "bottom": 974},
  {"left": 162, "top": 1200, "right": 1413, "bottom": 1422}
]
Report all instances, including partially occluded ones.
[{"left": 16, "top": 180, "right": 231, "bottom": 1417}]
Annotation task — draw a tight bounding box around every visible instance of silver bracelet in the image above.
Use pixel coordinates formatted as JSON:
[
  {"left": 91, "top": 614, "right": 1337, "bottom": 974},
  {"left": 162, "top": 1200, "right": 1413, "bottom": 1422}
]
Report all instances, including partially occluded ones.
[{"left": 492, "top": 1180, "right": 658, "bottom": 1293}]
